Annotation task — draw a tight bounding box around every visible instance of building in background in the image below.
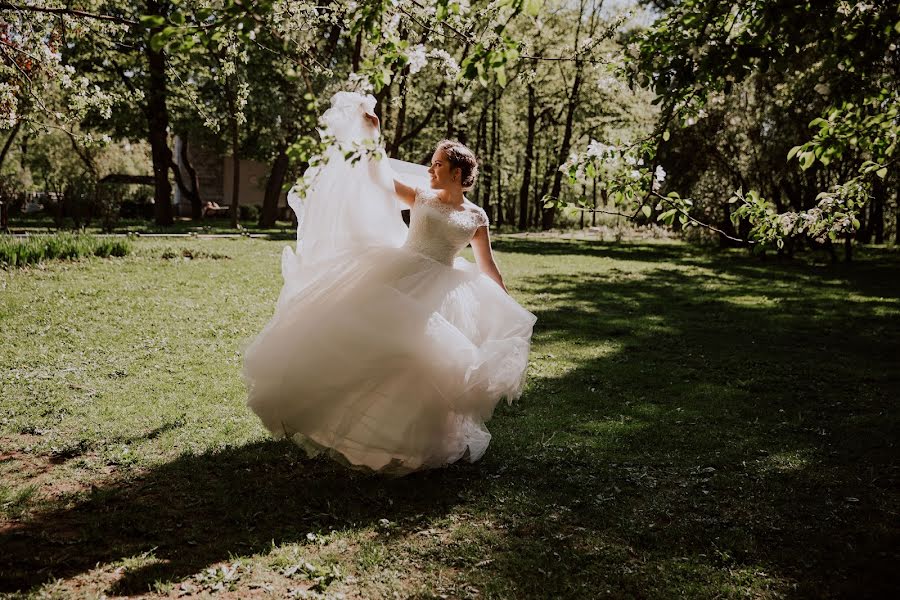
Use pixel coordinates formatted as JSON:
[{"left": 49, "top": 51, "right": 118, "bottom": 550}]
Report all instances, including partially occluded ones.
[{"left": 173, "top": 136, "right": 289, "bottom": 219}]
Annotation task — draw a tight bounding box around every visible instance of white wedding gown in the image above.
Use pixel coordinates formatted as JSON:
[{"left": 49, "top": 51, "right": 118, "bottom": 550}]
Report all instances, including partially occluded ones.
[{"left": 242, "top": 92, "right": 536, "bottom": 475}]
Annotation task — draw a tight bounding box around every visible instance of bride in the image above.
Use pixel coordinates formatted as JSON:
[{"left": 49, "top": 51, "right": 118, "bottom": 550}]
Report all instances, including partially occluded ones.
[{"left": 242, "top": 91, "right": 536, "bottom": 475}]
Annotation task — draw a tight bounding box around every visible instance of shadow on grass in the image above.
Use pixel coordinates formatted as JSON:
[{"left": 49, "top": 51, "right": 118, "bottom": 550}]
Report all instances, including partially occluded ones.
[
  {"left": 1, "top": 240, "right": 898, "bottom": 597},
  {"left": 0, "top": 441, "right": 480, "bottom": 595},
  {"left": 462, "top": 250, "right": 899, "bottom": 597}
]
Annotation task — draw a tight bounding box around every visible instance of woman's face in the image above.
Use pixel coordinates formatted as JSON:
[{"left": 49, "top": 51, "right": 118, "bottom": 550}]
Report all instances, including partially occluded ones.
[{"left": 427, "top": 149, "right": 460, "bottom": 190}]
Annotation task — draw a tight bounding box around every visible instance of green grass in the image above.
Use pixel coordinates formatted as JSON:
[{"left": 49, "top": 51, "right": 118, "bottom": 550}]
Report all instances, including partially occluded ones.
[
  {"left": 6, "top": 214, "right": 299, "bottom": 238},
  {"left": 0, "top": 233, "right": 131, "bottom": 268},
  {"left": 0, "top": 237, "right": 897, "bottom": 598}
]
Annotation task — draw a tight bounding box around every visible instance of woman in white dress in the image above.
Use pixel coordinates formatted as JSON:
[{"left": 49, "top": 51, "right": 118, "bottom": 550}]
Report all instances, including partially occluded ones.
[{"left": 243, "top": 91, "right": 536, "bottom": 475}]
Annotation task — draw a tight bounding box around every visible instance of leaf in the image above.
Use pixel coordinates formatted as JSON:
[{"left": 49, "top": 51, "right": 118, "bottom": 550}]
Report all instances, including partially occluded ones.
[
  {"left": 149, "top": 33, "right": 169, "bottom": 53},
  {"left": 800, "top": 152, "right": 815, "bottom": 170},
  {"left": 523, "top": 0, "right": 544, "bottom": 17},
  {"left": 662, "top": 130, "right": 670, "bottom": 141},
  {"left": 495, "top": 66, "right": 507, "bottom": 87},
  {"left": 139, "top": 15, "right": 166, "bottom": 28},
  {"left": 657, "top": 208, "right": 677, "bottom": 223},
  {"left": 641, "top": 205, "right": 652, "bottom": 218},
  {"left": 876, "top": 167, "right": 887, "bottom": 178},
  {"left": 787, "top": 145, "right": 802, "bottom": 160}
]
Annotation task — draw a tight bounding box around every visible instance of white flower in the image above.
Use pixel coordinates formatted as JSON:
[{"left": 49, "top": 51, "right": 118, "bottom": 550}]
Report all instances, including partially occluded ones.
[
  {"left": 625, "top": 154, "right": 637, "bottom": 166},
  {"left": 429, "top": 49, "right": 460, "bottom": 77},
  {"left": 778, "top": 213, "right": 798, "bottom": 233},
  {"left": 587, "top": 138, "right": 617, "bottom": 158},
  {"left": 386, "top": 13, "right": 401, "bottom": 34},
  {"left": 654, "top": 165, "right": 666, "bottom": 183},
  {"left": 347, "top": 72, "right": 373, "bottom": 94},
  {"left": 814, "top": 83, "right": 830, "bottom": 96},
  {"left": 406, "top": 44, "right": 428, "bottom": 75},
  {"left": 629, "top": 169, "right": 641, "bottom": 180}
]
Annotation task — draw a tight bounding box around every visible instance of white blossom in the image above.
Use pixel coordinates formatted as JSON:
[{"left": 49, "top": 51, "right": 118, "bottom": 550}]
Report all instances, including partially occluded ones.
[
  {"left": 429, "top": 49, "right": 460, "bottom": 78},
  {"left": 654, "top": 165, "right": 667, "bottom": 182},
  {"left": 586, "top": 139, "right": 615, "bottom": 159},
  {"left": 406, "top": 44, "right": 428, "bottom": 75}
]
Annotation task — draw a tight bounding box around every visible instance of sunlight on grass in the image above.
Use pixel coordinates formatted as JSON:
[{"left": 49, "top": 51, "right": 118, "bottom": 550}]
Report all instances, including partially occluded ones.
[{"left": 1, "top": 237, "right": 897, "bottom": 598}]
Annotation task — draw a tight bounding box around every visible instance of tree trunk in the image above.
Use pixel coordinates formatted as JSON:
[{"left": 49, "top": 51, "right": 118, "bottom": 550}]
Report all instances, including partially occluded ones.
[
  {"left": 895, "top": 185, "right": 900, "bottom": 245},
  {"left": 351, "top": 31, "right": 362, "bottom": 73},
  {"left": 579, "top": 182, "right": 585, "bottom": 229},
  {"left": 492, "top": 89, "right": 504, "bottom": 227},
  {"left": 543, "top": 69, "right": 582, "bottom": 230},
  {"left": 180, "top": 136, "right": 203, "bottom": 220},
  {"left": 260, "top": 145, "right": 289, "bottom": 227},
  {"left": 517, "top": 85, "right": 536, "bottom": 230},
  {"left": 0, "top": 121, "right": 20, "bottom": 171},
  {"left": 226, "top": 77, "right": 240, "bottom": 229},
  {"left": 482, "top": 107, "right": 493, "bottom": 222},
  {"left": 387, "top": 70, "right": 409, "bottom": 157},
  {"left": 145, "top": 0, "right": 173, "bottom": 226},
  {"left": 591, "top": 177, "right": 597, "bottom": 227},
  {"left": 872, "top": 177, "right": 885, "bottom": 244}
]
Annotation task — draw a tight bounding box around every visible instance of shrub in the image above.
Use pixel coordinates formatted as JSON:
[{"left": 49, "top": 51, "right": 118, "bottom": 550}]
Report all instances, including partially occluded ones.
[
  {"left": 0, "top": 233, "right": 131, "bottom": 268},
  {"left": 239, "top": 204, "right": 260, "bottom": 222}
]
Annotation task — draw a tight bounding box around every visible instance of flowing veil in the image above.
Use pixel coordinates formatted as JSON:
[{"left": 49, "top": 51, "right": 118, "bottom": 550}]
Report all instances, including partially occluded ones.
[{"left": 282, "top": 92, "right": 430, "bottom": 298}]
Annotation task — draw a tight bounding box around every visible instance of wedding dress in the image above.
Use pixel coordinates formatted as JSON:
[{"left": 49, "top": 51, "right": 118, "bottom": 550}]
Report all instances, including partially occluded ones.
[{"left": 242, "top": 91, "right": 536, "bottom": 475}]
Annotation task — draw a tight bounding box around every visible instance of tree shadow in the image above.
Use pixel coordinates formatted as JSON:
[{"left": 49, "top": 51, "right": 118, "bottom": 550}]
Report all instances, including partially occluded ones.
[
  {"left": 2, "top": 242, "right": 897, "bottom": 597},
  {"left": 451, "top": 256, "right": 899, "bottom": 597},
  {"left": 0, "top": 441, "right": 481, "bottom": 595}
]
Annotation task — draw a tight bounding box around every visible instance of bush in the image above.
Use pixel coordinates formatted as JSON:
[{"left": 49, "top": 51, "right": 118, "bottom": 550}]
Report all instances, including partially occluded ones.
[
  {"left": 0, "top": 233, "right": 131, "bottom": 268},
  {"left": 239, "top": 204, "right": 260, "bottom": 222},
  {"left": 119, "top": 189, "right": 154, "bottom": 219}
]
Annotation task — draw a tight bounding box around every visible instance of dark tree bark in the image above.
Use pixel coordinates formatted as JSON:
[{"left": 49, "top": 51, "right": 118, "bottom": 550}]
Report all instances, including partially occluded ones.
[
  {"left": 579, "top": 181, "right": 585, "bottom": 229},
  {"left": 895, "top": 185, "right": 900, "bottom": 245},
  {"left": 0, "top": 121, "right": 20, "bottom": 171},
  {"left": 179, "top": 136, "right": 203, "bottom": 220},
  {"left": 351, "top": 31, "right": 362, "bottom": 72},
  {"left": 225, "top": 77, "right": 240, "bottom": 229},
  {"left": 482, "top": 95, "right": 494, "bottom": 222},
  {"left": 591, "top": 177, "right": 597, "bottom": 227},
  {"left": 872, "top": 177, "right": 885, "bottom": 244},
  {"left": 492, "top": 89, "right": 504, "bottom": 227},
  {"left": 260, "top": 144, "right": 289, "bottom": 227},
  {"left": 145, "top": 0, "right": 174, "bottom": 226},
  {"left": 543, "top": 68, "right": 582, "bottom": 229},
  {"left": 387, "top": 69, "right": 409, "bottom": 157},
  {"left": 517, "top": 84, "right": 536, "bottom": 230}
]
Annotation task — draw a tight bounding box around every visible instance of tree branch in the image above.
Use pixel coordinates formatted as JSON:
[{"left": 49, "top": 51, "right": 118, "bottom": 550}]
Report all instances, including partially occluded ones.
[{"left": 0, "top": 2, "right": 139, "bottom": 25}]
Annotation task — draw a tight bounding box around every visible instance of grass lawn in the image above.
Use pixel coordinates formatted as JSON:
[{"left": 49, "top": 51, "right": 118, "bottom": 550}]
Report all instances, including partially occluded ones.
[{"left": 1, "top": 236, "right": 897, "bottom": 598}]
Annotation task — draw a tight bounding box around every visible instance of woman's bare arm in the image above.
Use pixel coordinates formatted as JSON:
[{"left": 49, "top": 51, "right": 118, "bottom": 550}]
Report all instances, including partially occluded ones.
[
  {"left": 470, "top": 225, "right": 508, "bottom": 293},
  {"left": 393, "top": 180, "right": 417, "bottom": 206}
]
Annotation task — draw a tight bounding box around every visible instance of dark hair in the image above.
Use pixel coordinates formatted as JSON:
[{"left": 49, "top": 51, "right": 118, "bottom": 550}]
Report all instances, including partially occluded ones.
[{"left": 435, "top": 139, "right": 479, "bottom": 191}]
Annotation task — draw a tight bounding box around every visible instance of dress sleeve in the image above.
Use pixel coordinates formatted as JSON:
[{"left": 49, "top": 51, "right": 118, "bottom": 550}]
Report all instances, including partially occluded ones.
[{"left": 477, "top": 206, "right": 490, "bottom": 228}]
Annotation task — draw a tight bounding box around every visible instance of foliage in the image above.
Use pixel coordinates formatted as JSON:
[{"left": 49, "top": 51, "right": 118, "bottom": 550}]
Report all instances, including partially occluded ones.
[
  {"left": 0, "top": 232, "right": 130, "bottom": 268},
  {"left": 610, "top": 0, "right": 900, "bottom": 249}
]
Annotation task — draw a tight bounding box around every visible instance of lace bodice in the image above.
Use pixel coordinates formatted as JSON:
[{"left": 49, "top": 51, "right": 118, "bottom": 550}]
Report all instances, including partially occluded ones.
[{"left": 402, "top": 189, "right": 489, "bottom": 265}]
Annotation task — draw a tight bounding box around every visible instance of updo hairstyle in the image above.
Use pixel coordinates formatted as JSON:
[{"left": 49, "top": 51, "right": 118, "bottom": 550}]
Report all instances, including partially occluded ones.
[{"left": 435, "top": 139, "right": 479, "bottom": 191}]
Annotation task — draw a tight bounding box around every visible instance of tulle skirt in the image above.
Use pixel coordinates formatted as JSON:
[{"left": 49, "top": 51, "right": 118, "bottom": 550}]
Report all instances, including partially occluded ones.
[{"left": 243, "top": 245, "right": 536, "bottom": 475}]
